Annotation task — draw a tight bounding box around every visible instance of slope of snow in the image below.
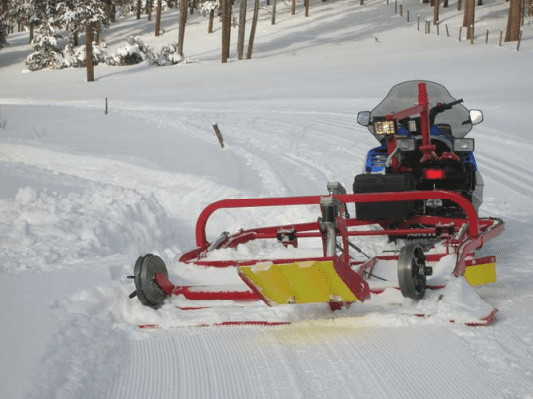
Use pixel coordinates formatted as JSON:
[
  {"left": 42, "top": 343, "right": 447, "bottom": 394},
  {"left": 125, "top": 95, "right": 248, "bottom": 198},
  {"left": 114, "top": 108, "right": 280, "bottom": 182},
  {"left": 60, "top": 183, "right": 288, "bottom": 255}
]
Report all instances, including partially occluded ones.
[{"left": 1, "top": 0, "right": 533, "bottom": 398}]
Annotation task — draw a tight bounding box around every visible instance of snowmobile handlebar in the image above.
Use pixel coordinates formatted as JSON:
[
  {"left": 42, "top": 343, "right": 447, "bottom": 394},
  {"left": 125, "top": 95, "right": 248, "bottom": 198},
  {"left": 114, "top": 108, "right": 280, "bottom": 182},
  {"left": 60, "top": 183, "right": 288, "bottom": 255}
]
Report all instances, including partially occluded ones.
[{"left": 429, "top": 98, "right": 463, "bottom": 126}]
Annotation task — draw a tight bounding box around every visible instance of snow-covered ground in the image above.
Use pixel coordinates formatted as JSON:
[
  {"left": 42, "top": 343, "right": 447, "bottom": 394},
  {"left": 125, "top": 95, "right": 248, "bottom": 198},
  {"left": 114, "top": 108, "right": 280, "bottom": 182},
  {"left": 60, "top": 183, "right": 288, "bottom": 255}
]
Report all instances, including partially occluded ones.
[{"left": 1, "top": 1, "right": 533, "bottom": 398}]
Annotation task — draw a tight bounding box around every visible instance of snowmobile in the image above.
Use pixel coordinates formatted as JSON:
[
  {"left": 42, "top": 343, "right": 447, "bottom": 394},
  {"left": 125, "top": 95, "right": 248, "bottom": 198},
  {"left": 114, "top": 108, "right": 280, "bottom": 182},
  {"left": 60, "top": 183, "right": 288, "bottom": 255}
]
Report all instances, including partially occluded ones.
[
  {"left": 354, "top": 80, "right": 484, "bottom": 221},
  {"left": 129, "top": 81, "right": 504, "bottom": 327}
]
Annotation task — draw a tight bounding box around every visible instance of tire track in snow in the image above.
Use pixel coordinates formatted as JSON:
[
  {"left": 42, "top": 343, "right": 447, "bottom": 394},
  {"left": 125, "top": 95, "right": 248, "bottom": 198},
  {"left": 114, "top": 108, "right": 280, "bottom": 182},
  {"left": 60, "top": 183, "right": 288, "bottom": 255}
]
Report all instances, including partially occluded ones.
[
  {"left": 0, "top": 142, "right": 242, "bottom": 220},
  {"left": 476, "top": 152, "right": 533, "bottom": 198}
]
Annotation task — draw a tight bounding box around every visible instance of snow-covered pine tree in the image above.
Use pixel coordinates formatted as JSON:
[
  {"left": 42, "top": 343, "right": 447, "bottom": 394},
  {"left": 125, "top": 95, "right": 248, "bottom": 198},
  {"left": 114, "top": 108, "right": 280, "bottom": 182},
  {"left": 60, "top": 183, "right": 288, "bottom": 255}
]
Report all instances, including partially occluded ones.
[
  {"left": 25, "top": 11, "right": 64, "bottom": 71},
  {"left": 58, "top": 0, "right": 110, "bottom": 81}
]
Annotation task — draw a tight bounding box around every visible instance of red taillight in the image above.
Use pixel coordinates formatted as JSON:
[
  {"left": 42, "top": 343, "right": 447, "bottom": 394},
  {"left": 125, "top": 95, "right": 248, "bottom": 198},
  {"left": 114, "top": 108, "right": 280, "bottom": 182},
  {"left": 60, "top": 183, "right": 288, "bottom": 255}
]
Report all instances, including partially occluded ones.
[{"left": 423, "top": 169, "right": 446, "bottom": 180}]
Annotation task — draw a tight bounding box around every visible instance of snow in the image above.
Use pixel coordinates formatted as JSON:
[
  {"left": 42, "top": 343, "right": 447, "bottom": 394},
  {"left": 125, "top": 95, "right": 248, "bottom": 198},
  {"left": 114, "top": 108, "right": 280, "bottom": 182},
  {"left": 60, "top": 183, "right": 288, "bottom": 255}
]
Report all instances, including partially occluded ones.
[{"left": 1, "top": 0, "right": 533, "bottom": 398}]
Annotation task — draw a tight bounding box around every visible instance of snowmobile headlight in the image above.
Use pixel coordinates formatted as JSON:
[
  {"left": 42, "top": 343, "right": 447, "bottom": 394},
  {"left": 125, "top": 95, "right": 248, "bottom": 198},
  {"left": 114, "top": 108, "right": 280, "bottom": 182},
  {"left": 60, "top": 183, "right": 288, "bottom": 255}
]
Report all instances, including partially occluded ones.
[
  {"left": 374, "top": 120, "right": 396, "bottom": 136},
  {"left": 396, "top": 138, "right": 416, "bottom": 152},
  {"left": 454, "top": 138, "right": 475, "bottom": 152}
]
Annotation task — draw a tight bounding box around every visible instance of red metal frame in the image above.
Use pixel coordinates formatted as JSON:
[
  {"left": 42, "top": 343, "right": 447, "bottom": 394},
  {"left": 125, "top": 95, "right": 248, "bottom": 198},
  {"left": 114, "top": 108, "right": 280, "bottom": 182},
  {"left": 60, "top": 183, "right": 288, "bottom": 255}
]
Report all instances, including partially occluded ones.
[{"left": 169, "top": 189, "right": 504, "bottom": 306}]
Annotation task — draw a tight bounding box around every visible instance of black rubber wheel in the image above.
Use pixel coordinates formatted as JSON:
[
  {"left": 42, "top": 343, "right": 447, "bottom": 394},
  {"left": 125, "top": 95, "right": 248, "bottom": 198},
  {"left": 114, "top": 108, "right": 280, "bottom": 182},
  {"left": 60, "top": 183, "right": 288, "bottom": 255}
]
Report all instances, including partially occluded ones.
[
  {"left": 397, "top": 244, "right": 427, "bottom": 300},
  {"left": 133, "top": 254, "right": 169, "bottom": 309}
]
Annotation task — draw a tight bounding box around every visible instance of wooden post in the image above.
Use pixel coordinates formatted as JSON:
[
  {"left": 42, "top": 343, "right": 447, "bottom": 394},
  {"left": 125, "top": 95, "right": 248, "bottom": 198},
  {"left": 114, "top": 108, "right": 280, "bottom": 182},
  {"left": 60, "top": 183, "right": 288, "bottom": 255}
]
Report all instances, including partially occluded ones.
[
  {"left": 305, "top": 0, "right": 309, "bottom": 17},
  {"left": 407, "top": 10, "right": 410, "bottom": 22},
  {"left": 459, "top": 25, "right": 462, "bottom": 41},
  {"left": 417, "top": 15, "right": 420, "bottom": 31},
  {"left": 436, "top": 23, "right": 440, "bottom": 35},
  {"left": 470, "top": 25, "right": 474, "bottom": 44},
  {"left": 485, "top": 28, "right": 489, "bottom": 44},
  {"left": 517, "top": 29, "right": 522, "bottom": 50},
  {"left": 292, "top": 0, "right": 296, "bottom": 15},
  {"left": 272, "top": 0, "right": 277, "bottom": 24},
  {"left": 499, "top": 29, "right": 503, "bottom": 46},
  {"left": 213, "top": 124, "right": 225, "bottom": 148},
  {"left": 105, "top": 98, "right": 108, "bottom": 115},
  {"left": 445, "top": 23, "right": 449, "bottom": 37},
  {"left": 400, "top": 4, "right": 403, "bottom": 16}
]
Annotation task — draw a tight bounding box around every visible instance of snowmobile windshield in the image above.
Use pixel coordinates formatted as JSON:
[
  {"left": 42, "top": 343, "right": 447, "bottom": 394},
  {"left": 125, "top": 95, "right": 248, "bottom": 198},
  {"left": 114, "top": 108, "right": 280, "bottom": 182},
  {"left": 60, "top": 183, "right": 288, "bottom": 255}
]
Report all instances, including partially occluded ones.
[{"left": 368, "top": 81, "right": 473, "bottom": 140}]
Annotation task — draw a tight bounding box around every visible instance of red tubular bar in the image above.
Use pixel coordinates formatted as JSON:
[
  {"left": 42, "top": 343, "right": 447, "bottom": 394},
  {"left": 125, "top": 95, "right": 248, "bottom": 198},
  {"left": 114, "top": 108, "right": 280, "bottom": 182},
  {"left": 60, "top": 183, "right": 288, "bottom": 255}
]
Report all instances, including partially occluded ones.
[
  {"left": 155, "top": 272, "right": 261, "bottom": 301},
  {"left": 194, "top": 190, "right": 481, "bottom": 248}
]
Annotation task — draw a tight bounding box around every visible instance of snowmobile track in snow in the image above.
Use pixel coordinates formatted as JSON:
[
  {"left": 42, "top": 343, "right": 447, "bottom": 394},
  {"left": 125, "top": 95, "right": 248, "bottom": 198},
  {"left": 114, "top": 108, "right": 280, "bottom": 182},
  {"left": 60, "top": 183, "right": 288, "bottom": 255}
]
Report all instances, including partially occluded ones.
[{"left": 110, "top": 325, "right": 503, "bottom": 399}]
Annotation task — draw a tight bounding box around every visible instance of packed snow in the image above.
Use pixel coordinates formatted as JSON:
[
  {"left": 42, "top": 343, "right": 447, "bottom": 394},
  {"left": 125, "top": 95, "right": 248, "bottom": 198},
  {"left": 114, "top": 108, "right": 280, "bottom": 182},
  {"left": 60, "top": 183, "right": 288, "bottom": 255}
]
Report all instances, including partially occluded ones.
[{"left": 1, "top": 0, "right": 533, "bottom": 398}]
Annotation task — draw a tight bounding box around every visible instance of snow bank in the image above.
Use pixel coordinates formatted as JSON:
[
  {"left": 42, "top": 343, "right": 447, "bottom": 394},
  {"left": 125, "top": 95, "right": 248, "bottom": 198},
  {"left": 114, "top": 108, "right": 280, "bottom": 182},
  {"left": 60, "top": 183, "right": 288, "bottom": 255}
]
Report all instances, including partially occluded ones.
[{"left": 0, "top": 185, "right": 173, "bottom": 273}]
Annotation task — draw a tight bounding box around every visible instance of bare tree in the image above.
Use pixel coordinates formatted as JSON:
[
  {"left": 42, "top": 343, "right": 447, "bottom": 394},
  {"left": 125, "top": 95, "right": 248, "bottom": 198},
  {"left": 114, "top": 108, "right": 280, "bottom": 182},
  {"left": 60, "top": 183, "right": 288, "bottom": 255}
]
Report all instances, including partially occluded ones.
[{"left": 505, "top": 0, "right": 522, "bottom": 41}]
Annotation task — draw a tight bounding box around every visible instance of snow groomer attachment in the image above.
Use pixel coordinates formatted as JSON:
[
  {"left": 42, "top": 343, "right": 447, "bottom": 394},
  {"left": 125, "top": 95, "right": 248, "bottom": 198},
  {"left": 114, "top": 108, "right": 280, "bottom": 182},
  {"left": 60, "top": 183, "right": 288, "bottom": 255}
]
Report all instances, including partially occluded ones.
[{"left": 129, "top": 81, "right": 504, "bottom": 327}]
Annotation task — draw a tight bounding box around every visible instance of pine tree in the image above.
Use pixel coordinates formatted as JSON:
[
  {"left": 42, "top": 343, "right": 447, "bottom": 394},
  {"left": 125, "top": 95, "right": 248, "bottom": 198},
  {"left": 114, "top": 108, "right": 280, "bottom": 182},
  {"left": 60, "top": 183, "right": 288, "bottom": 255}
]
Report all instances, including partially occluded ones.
[
  {"left": 58, "top": 0, "right": 110, "bottom": 81},
  {"left": 25, "top": 17, "right": 63, "bottom": 71}
]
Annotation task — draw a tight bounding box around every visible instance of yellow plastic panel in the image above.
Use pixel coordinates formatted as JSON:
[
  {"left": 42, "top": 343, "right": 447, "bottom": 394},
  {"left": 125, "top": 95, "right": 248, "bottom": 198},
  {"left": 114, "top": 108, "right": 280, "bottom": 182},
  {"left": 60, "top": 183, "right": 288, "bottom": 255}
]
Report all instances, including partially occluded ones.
[
  {"left": 238, "top": 260, "right": 359, "bottom": 305},
  {"left": 464, "top": 262, "right": 496, "bottom": 286}
]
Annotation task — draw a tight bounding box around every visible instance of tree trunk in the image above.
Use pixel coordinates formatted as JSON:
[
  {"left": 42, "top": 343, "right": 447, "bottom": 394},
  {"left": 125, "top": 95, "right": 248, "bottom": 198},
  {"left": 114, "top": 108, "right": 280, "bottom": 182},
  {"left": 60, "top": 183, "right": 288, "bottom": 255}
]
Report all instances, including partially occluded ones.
[
  {"left": 178, "top": 0, "right": 189, "bottom": 56},
  {"left": 155, "top": 0, "right": 162, "bottom": 36},
  {"left": 238, "top": 0, "right": 247, "bottom": 59},
  {"left": 247, "top": 0, "right": 260, "bottom": 59},
  {"left": 305, "top": 0, "right": 309, "bottom": 16},
  {"left": 94, "top": 23, "right": 100, "bottom": 45},
  {"left": 85, "top": 23, "right": 95, "bottom": 82},
  {"left": 434, "top": 0, "right": 440, "bottom": 24},
  {"left": 147, "top": 0, "right": 153, "bottom": 21},
  {"left": 457, "top": 0, "right": 462, "bottom": 11},
  {"left": 208, "top": 9, "right": 214, "bottom": 33},
  {"left": 505, "top": 0, "right": 522, "bottom": 41},
  {"left": 29, "top": 24, "right": 34, "bottom": 44},
  {"left": 292, "top": 0, "right": 296, "bottom": 15},
  {"left": 272, "top": 0, "right": 277, "bottom": 24},
  {"left": 136, "top": 0, "right": 142, "bottom": 19},
  {"left": 221, "top": 0, "right": 232, "bottom": 62},
  {"left": 465, "top": 0, "right": 475, "bottom": 39},
  {"left": 221, "top": 0, "right": 228, "bottom": 62}
]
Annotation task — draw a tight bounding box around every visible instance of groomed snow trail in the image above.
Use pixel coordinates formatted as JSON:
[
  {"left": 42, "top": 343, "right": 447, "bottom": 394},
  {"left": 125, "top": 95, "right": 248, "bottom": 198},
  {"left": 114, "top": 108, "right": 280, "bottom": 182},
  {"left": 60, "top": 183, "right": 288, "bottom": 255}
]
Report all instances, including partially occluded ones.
[
  {"left": 2, "top": 1, "right": 533, "bottom": 397},
  {"left": 112, "top": 324, "right": 502, "bottom": 399}
]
